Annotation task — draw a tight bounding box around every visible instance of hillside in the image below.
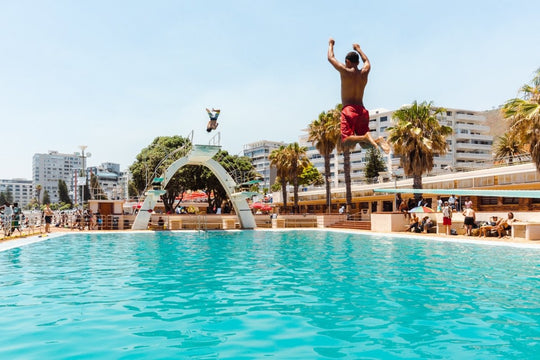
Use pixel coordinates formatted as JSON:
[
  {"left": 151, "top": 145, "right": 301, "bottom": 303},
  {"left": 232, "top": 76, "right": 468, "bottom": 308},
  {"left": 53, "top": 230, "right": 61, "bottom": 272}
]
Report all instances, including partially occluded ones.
[{"left": 482, "top": 108, "right": 507, "bottom": 140}]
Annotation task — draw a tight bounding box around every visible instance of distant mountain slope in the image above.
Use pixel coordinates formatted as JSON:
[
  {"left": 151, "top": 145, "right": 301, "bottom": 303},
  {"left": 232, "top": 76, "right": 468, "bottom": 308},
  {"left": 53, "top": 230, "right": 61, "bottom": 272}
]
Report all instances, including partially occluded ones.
[{"left": 482, "top": 108, "right": 507, "bottom": 140}]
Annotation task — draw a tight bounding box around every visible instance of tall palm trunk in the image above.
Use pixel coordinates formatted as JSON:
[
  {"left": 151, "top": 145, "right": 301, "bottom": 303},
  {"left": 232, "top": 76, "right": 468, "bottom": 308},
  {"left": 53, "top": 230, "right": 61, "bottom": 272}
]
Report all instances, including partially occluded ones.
[
  {"left": 292, "top": 163, "right": 299, "bottom": 213},
  {"left": 281, "top": 179, "right": 288, "bottom": 212},
  {"left": 324, "top": 155, "right": 331, "bottom": 213},
  {"left": 413, "top": 174, "right": 423, "bottom": 204},
  {"left": 343, "top": 147, "right": 352, "bottom": 211}
]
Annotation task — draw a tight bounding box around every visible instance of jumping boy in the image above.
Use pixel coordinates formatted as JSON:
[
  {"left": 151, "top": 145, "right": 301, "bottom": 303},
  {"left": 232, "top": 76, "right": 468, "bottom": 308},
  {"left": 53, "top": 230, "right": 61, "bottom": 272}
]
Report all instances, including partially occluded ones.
[
  {"left": 327, "top": 38, "right": 390, "bottom": 154},
  {"left": 206, "top": 108, "right": 221, "bottom": 132}
]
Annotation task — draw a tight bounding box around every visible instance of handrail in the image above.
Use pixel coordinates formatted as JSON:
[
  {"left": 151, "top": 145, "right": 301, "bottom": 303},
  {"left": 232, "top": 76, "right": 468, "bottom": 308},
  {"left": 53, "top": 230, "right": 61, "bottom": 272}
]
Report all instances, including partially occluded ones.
[{"left": 145, "top": 131, "right": 194, "bottom": 191}]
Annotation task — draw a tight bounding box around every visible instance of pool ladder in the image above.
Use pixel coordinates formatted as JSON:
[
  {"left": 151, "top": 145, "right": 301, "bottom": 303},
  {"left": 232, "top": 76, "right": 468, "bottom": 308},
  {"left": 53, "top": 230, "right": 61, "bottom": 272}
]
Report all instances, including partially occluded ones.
[{"left": 196, "top": 214, "right": 208, "bottom": 232}]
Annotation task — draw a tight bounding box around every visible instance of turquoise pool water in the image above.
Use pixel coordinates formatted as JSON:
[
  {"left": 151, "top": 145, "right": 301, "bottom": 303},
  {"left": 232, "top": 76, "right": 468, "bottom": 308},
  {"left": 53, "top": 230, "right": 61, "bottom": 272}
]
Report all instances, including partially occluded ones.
[{"left": 0, "top": 231, "right": 539, "bottom": 359}]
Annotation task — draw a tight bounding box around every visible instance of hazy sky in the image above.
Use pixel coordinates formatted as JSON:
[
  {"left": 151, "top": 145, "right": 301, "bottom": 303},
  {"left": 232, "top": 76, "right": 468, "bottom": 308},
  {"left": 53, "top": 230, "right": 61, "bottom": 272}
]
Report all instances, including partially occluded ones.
[{"left": 1, "top": 0, "right": 539, "bottom": 179}]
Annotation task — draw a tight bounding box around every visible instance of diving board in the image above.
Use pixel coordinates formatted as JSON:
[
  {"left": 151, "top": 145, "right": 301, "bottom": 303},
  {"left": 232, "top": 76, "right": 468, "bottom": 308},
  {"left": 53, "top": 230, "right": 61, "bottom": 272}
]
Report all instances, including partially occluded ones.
[
  {"left": 132, "top": 144, "right": 256, "bottom": 230},
  {"left": 373, "top": 188, "right": 540, "bottom": 198}
]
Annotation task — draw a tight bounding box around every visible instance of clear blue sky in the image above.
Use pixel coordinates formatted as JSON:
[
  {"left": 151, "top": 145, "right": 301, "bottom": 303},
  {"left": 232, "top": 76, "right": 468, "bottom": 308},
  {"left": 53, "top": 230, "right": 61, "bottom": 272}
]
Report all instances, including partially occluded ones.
[{"left": 1, "top": 0, "right": 539, "bottom": 179}]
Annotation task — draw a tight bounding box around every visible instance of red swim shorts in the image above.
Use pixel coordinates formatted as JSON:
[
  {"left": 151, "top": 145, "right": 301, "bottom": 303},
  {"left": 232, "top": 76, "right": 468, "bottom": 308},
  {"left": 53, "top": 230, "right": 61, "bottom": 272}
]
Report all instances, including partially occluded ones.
[
  {"left": 443, "top": 217, "right": 452, "bottom": 225},
  {"left": 341, "top": 104, "right": 369, "bottom": 141}
]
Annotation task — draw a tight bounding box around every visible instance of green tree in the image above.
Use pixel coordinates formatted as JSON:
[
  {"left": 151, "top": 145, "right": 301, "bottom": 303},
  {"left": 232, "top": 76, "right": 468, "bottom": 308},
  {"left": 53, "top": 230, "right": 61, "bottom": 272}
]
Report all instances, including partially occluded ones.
[
  {"left": 35, "top": 184, "right": 42, "bottom": 205},
  {"left": 299, "top": 164, "right": 324, "bottom": 187},
  {"left": 308, "top": 110, "right": 340, "bottom": 213},
  {"left": 201, "top": 150, "right": 258, "bottom": 213},
  {"left": 42, "top": 189, "right": 51, "bottom": 205},
  {"left": 90, "top": 173, "right": 108, "bottom": 200},
  {"left": 269, "top": 145, "right": 290, "bottom": 211},
  {"left": 387, "top": 101, "right": 453, "bottom": 202},
  {"left": 128, "top": 181, "right": 139, "bottom": 199},
  {"left": 502, "top": 67, "right": 540, "bottom": 171},
  {"left": 4, "top": 189, "right": 13, "bottom": 204},
  {"left": 25, "top": 198, "right": 39, "bottom": 210},
  {"left": 364, "top": 146, "right": 387, "bottom": 182},
  {"left": 58, "top": 179, "right": 73, "bottom": 206},
  {"left": 285, "top": 142, "right": 309, "bottom": 213},
  {"left": 0, "top": 192, "right": 6, "bottom": 206},
  {"left": 494, "top": 133, "right": 526, "bottom": 165},
  {"left": 130, "top": 135, "right": 192, "bottom": 213},
  {"left": 328, "top": 104, "right": 355, "bottom": 210}
]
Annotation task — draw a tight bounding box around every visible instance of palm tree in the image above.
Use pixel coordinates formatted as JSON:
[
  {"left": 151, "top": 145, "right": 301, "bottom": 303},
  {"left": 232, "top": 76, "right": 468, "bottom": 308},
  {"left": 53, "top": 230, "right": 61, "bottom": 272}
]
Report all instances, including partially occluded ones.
[
  {"left": 35, "top": 184, "right": 42, "bottom": 205},
  {"left": 328, "top": 104, "right": 356, "bottom": 210},
  {"left": 502, "top": 67, "right": 540, "bottom": 171},
  {"left": 387, "top": 101, "right": 453, "bottom": 202},
  {"left": 285, "top": 142, "right": 310, "bottom": 213},
  {"left": 308, "top": 111, "right": 340, "bottom": 213},
  {"left": 494, "top": 133, "right": 526, "bottom": 165},
  {"left": 269, "top": 145, "right": 290, "bottom": 212}
]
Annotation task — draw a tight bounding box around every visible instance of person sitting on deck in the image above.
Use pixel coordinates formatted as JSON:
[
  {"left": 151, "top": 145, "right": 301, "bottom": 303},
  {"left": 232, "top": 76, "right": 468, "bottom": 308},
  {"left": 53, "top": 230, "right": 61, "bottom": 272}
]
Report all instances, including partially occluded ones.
[
  {"left": 405, "top": 214, "right": 420, "bottom": 232},
  {"left": 399, "top": 199, "right": 409, "bottom": 218},
  {"left": 479, "top": 216, "right": 499, "bottom": 237},
  {"left": 497, "top": 212, "right": 516, "bottom": 238},
  {"left": 420, "top": 216, "right": 434, "bottom": 233}
]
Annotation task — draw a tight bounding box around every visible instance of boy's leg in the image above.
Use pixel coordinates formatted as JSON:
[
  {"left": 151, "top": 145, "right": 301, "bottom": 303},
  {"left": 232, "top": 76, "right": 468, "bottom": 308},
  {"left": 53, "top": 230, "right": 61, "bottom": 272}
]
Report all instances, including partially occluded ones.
[{"left": 343, "top": 132, "right": 390, "bottom": 154}]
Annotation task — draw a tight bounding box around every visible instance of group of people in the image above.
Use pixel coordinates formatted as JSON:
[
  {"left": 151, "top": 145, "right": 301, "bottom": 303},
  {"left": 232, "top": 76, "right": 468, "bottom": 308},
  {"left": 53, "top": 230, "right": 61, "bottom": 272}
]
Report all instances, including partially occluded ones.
[
  {"left": 395, "top": 192, "right": 516, "bottom": 238},
  {"left": 441, "top": 201, "right": 515, "bottom": 238},
  {"left": 478, "top": 212, "right": 516, "bottom": 238},
  {"left": 405, "top": 214, "right": 434, "bottom": 233},
  {"left": 41, "top": 205, "right": 104, "bottom": 233},
  {"left": 0, "top": 202, "right": 24, "bottom": 236},
  {"left": 396, "top": 193, "right": 432, "bottom": 218}
]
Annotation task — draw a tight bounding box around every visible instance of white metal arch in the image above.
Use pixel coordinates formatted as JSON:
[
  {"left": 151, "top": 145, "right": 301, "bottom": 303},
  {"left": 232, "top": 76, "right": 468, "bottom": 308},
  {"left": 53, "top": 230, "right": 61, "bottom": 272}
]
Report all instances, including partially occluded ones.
[{"left": 132, "top": 145, "right": 255, "bottom": 230}]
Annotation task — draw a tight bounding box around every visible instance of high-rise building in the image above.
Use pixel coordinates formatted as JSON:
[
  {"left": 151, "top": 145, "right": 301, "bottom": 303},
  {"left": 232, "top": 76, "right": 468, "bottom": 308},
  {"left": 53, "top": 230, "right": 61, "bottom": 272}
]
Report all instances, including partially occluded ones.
[
  {"left": 0, "top": 178, "right": 33, "bottom": 207},
  {"left": 243, "top": 140, "right": 286, "bottom": 190},
  {"left": 32, "top": 150, "right": 82, "bottom": 203}
]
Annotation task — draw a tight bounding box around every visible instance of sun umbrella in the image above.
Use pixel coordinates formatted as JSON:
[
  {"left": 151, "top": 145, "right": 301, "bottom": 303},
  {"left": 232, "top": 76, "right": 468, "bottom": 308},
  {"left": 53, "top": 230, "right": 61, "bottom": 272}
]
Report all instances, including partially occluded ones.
[
  {"left": 179, "top": 191, "right": 208, "bottom": 201},
  {"left": 250, "top": 202, "right": 264, "bottom": 209},
  {"left": 409, "top": 206, "right": 434, "bottom": 213}
]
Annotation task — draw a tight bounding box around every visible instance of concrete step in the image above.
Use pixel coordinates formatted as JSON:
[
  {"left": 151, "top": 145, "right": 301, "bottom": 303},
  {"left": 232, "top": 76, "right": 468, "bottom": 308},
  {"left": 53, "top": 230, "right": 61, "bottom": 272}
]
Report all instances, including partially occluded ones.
[{"left": 328, "top": 220, "right": 371, "bottom": 230}]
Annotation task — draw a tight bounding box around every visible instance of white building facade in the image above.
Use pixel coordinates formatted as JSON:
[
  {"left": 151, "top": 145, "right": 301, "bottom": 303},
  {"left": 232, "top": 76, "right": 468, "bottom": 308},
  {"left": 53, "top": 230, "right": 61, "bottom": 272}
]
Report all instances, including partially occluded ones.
[
  {"left": 243, "top": 140, "right": 286, "bottom": 190},
  {"left": 0, "top": 178, "right": 33, "bottom": 207},
  {"left": 32, "top": 150, "right": 83, "bottom": 203}
]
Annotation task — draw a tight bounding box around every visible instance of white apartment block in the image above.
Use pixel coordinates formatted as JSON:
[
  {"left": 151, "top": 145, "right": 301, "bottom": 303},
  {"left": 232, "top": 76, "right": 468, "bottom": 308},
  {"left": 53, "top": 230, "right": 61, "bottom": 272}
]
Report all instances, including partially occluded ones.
[
  {"left": 87, "top": 163, "right": 127, "bottom": 200},
  {"left": 32, "top": 150, "right": 83, "bottom": 203},
  {"left": 243, "top": 140, "right": 286, "bottom": 190},
  {"left": 299, "top": 106, "right": 494, "bottom": 187},
  {"left": 0, "top": 178, "right": 33, "bottom": 207}
]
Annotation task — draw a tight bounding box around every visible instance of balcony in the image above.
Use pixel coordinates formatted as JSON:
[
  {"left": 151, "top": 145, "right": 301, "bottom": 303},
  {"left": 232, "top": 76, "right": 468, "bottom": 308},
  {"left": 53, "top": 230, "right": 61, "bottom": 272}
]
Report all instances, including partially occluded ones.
[
  {"left": 455, "top": 142, "right": 492, "bottom": 151},
  {"left": 454, "top": 152, "right": 492, "bottom": 161},
  {"left": 455, "top": 113, "right": 485, "bottom": 122},
  {"left": 455, "top": 123, "right": 490, "bottom": 133},
  {"left": 454, "top": 132, "right": 493, "bottom": 141}
]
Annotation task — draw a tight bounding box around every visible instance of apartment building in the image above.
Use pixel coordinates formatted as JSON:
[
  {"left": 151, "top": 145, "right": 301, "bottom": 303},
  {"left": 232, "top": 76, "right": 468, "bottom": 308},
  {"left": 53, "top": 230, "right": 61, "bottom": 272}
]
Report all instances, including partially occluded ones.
[
  {"left": 243, "top": 140, "right": 286, "bottom": 190},
  {"left": 32, "top": 150, "right": 83, "bottom": 203},
  {"left": 0, "top": 178, "right": 33, "bottom": 207}
]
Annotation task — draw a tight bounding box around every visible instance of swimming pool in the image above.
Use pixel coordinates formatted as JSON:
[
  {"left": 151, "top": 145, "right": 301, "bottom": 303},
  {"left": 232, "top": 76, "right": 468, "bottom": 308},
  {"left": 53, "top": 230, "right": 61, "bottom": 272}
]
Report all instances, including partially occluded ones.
[{"left": 0, "top": 230, "right": 538, "bottom": 359}]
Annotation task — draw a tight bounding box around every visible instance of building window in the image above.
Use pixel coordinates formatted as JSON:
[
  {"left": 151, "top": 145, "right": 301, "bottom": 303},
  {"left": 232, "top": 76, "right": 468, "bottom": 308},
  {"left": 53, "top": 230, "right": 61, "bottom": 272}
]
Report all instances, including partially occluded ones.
[
  {"left": 380, "top": 116, "right": 388, "bottom": 122},
  {"left": 480, "top": 197, "right": 498, "bottom": 205},
  {"left": 502, "top": 197, "right": 519, "bottom": 205}
]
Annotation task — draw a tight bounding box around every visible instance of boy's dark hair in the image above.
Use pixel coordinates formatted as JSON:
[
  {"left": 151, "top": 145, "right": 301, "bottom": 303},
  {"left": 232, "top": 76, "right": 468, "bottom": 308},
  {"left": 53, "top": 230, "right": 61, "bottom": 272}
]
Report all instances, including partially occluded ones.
[{"left": 345, "top": 51, "right": 359, "bottom": 64}]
